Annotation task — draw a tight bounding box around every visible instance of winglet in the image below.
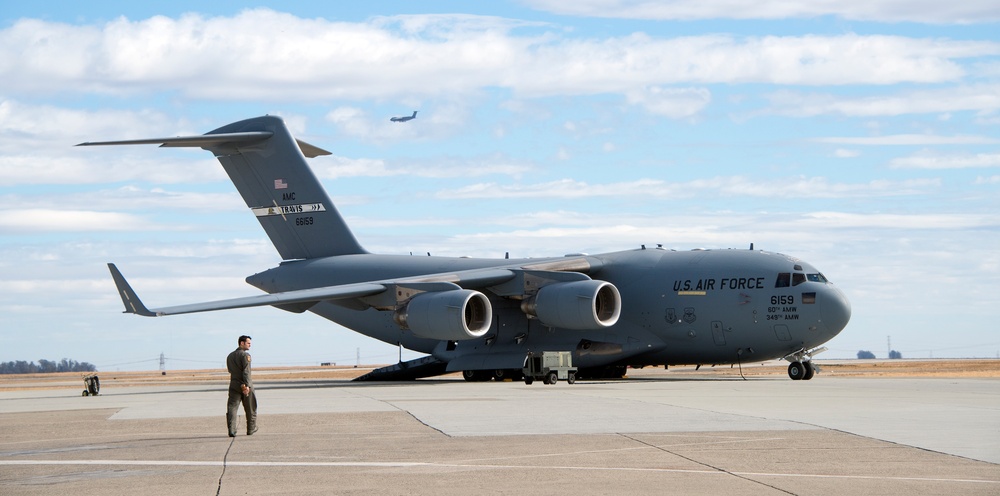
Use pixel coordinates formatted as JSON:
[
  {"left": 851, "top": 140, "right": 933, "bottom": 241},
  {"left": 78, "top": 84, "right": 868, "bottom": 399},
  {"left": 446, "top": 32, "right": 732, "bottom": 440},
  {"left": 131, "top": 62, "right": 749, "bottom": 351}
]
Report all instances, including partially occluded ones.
[{"left": 107, "top": 263, "right": 157, "bottom": 317}]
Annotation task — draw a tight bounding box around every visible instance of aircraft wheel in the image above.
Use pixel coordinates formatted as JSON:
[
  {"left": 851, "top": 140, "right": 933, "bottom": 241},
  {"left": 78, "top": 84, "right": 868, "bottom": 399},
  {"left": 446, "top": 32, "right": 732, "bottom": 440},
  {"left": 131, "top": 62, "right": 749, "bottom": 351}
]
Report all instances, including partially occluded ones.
[
  {"left": 524, "top": 377, "right": 533, "bottom": 385},
  {"left": 802, "top": 361, "right": 815, "bottom": 380},
  {"left": 463, "top": 370, "right": 488, "bottom": 382},
  {"left": 496, "top": 368, "right": 522, "bottom": 381},
  {"left": 82, "top": 390, "right": 89, "bottom": 396},
  {"left": 567, "top": 371, "right": 576, "bottom": 384},
  {"left": 787, "top": 361, "right": 805, "bottom": 380},
  {"left": 547, "top": 371, "right": 558, "bottom": 385}
]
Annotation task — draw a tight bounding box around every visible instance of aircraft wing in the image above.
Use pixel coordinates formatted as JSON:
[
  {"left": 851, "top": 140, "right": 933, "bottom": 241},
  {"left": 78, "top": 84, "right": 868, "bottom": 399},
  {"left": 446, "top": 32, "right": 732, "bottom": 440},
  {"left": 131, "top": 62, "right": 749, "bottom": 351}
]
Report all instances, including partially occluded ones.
[
  {"left": 106, "top": 261, "right": 586, "bottom": 317},
  {"left": 108, "top": 263, "right": 387, "bottom": 317}
]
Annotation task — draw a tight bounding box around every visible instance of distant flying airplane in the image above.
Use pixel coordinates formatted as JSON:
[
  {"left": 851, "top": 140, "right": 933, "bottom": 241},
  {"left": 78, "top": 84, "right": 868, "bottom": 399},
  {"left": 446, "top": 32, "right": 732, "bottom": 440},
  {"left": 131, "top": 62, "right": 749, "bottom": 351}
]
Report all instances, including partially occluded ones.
[
  {"left": 80, "top": 116, "right": 850, "bottom": 382},
  {"left": 390, "top": 111, "right": 418, "bottom": 122}
]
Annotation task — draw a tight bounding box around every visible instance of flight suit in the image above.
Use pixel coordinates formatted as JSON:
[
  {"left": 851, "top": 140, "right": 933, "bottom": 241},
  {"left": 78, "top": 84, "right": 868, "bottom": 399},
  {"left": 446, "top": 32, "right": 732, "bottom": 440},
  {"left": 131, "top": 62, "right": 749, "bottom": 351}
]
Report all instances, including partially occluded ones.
[{"left": 226, "top": 348, "right": 257, "bottom": 436}]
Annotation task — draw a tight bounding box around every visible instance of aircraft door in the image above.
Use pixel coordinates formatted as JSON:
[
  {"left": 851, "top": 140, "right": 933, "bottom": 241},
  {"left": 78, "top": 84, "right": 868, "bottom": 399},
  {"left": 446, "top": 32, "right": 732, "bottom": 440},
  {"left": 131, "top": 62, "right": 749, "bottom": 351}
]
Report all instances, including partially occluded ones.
[{"left": 711, "top": 321, "right": 726, "bottom": 346}]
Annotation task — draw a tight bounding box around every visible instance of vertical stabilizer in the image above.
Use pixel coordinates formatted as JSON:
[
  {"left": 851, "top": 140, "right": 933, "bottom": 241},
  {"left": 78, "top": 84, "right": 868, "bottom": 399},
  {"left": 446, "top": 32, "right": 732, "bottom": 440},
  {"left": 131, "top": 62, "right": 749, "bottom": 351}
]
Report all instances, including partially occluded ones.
[
  {"left": 203, "top": 116, "right": 366, "bottom": 260},
  {"left": 80, "top": 115, "right": 366, "bottom": 260}
]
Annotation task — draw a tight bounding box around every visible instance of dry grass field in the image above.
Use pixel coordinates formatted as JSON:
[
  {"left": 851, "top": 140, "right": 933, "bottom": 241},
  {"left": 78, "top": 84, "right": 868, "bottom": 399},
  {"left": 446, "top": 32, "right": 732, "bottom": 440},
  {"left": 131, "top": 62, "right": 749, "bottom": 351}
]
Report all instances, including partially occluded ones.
[
  {"left": 643, "top": 359, "right": 1000, "bottom": 379},
  {"left": 2, "top": 359, "right": 998, "bottom": 392}
]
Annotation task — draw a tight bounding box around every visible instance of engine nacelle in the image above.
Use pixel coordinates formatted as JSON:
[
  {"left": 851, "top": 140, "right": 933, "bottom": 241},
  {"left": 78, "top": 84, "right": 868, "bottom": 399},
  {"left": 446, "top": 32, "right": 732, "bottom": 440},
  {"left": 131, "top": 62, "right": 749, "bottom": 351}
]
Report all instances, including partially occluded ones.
[
  {"left": 522, "top": 280, "right": 621, "bottom": 330},
  {"left": 394, "top": 289, "right": 493, "bottom": 341}
]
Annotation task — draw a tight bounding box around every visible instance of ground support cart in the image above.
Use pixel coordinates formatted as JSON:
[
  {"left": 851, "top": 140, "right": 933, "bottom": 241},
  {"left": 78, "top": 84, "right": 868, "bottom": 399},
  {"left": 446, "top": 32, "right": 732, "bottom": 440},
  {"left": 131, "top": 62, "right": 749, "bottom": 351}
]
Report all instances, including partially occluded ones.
[
  {"left": 82, "top": 375, "right": 100, "bottom": 396},
  {"left": 523, "top": 351, "right": 577, "bottom": 385}
]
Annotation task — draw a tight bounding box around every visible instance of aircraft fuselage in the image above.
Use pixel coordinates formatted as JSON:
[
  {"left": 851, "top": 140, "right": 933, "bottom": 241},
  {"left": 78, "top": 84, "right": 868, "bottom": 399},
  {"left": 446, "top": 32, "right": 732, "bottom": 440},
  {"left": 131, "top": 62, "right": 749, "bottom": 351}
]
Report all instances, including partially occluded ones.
[{"left": 247, "top": 247, "right": 850, "bottom": 371}]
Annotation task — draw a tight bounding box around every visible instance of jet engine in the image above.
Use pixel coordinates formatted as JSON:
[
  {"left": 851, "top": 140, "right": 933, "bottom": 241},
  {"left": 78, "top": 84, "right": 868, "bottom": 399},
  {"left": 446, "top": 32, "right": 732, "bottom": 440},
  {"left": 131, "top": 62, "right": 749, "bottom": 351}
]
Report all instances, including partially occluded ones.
[
  {"left": 394, "top": 289, "right": 493, "bottom": 341},
  {"left": 521, "top": 280, "right": 621, "bottom": 330}
]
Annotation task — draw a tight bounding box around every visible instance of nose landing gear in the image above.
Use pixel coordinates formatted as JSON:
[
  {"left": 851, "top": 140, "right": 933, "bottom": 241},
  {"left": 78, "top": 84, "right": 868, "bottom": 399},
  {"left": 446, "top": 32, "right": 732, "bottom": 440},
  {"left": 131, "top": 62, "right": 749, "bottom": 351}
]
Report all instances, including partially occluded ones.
[
  {"left": 784, "top": 346, "right": 826, "bottom": 380},
  {"left": 787, "top": 360, "right": 815, "bottom": 380}
]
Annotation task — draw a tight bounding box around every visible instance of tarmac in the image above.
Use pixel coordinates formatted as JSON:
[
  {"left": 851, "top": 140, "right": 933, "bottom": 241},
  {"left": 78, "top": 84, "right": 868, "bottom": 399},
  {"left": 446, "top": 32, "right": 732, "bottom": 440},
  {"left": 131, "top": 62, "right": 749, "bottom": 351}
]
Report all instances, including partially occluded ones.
[{"left": 1, "top": 370, "right": 998, "bottom": 495}]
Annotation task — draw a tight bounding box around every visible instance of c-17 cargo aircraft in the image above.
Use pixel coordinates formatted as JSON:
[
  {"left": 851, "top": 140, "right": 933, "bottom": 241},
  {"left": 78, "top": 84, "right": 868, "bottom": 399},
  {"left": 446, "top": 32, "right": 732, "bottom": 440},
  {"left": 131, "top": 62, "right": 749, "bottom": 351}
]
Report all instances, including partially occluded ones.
[
  {"left": 79, "top": 115, "right": 850, "bottom": 382},
  {"left": 390, "top": 111, "right": 418, "bottom": 122}
]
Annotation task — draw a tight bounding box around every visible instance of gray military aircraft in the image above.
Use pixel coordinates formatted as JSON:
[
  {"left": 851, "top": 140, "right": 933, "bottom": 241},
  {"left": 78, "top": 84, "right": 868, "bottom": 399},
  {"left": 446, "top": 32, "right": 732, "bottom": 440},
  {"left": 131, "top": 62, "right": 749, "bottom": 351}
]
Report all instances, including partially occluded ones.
[
  {"left": 80, "top": 115, "right": 850, "bottom": 381},
  {"left": 390, "top": 111, "right": 418, "bottom": 122}
]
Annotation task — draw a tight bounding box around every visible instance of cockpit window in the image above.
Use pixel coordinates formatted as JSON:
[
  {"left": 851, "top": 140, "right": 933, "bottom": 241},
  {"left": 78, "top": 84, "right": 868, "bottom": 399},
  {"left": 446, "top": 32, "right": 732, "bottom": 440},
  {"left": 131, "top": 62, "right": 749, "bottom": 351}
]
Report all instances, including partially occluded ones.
[
  {"left": 807, "top": 273, "right": 828, "bottom": 283},
  {"left": 792, "top": 273, "right": 806, "bottom": 286},
  {"left": 775, "top": 273, "right": 790, "bottom": 288}
]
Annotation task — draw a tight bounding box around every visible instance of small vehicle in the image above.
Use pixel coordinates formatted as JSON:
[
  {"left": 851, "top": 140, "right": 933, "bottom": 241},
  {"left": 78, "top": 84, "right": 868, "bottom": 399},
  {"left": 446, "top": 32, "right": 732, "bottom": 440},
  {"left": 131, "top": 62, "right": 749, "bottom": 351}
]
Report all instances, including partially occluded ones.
[
  {"left": 82, "top": 374, "right": 100, "bottom": 396},
  {"left": 523, "top": 351, "right": 577, "bottom": 385}
]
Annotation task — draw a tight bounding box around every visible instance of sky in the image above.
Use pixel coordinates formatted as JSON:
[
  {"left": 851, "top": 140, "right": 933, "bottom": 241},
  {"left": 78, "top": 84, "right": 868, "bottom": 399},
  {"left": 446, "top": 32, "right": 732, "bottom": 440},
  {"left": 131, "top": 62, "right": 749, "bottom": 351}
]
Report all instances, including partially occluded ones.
[{"left": 2, "top": 1, "right": 999, "bottom": 372}]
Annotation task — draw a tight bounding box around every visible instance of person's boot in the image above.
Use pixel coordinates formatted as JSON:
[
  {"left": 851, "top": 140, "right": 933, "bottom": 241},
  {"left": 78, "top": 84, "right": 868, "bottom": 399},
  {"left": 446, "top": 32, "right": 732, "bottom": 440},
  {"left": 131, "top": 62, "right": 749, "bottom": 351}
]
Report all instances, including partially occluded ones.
[{"left": 227, "top": 413, "right": 236, "bottom": 437}]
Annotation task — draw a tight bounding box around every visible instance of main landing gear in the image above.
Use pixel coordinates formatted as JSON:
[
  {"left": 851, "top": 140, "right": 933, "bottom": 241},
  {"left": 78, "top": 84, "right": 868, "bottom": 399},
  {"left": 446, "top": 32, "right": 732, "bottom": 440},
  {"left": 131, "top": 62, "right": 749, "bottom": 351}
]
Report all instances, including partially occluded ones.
[{"left": 784, "top": 346, "right": 827, "bottom": 381}]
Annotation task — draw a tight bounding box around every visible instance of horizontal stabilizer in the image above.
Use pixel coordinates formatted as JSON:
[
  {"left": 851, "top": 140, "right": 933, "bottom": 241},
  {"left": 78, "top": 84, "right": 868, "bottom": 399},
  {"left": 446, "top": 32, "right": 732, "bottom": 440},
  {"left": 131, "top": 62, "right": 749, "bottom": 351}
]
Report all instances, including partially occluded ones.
[
  {"left": 77, "top": 132, "right": 331, "bottom": 158},
  {"left": 77, "top": 132, "right": 273, "bottom": 148}
]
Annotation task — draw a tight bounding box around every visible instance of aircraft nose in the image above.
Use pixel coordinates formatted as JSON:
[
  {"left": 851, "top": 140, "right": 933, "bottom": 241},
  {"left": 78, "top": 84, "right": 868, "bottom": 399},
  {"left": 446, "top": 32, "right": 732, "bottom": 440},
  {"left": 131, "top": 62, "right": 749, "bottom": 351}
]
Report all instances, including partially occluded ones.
[{"left": 821, "top": 286, "right": 851, "bottom": 336}]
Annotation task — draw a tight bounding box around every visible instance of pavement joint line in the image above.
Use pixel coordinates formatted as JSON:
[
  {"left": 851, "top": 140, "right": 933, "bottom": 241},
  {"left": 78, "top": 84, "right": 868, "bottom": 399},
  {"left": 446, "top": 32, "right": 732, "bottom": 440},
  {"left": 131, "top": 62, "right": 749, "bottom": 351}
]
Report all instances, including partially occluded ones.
[
  {"left": 450, "top": 436, "right": 788, "bottom": 464},
  {"left": 620, "top": 433, "right": 797, "bottom": 496},
  {"left": 2, "top": 459, "right": 998, "bottom": 485}
]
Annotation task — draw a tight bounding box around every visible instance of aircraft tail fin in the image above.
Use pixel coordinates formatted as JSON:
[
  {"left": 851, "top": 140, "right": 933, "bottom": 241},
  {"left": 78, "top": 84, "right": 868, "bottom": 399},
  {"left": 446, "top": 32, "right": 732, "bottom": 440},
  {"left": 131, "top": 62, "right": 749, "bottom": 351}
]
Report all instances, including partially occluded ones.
[{"left": 80, "top": 116, "right": 366, "bottom": 260}]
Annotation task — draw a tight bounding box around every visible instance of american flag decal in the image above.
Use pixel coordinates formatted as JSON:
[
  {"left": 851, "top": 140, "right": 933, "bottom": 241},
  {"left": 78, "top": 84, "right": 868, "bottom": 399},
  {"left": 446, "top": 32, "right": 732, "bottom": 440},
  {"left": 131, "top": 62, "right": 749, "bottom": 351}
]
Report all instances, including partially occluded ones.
[{"left": 274, "top": 179, "right": 288, "bottom": 189}]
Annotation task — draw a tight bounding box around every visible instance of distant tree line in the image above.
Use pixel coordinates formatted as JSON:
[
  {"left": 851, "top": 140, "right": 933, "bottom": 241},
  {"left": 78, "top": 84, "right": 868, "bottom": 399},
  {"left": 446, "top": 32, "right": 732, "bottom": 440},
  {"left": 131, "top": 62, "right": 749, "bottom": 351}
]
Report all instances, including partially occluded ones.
[
  {"left": 0, "top": 359, "right": 97, "bottom": 374},
  {"left": 856, "top": 350, "right": 904, "bottom": 359}
]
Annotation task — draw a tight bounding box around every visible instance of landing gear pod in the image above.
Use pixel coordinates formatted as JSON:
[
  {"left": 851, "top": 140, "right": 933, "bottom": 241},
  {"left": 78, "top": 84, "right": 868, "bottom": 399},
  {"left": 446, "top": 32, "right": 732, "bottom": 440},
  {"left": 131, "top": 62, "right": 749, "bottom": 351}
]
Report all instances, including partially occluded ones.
[
  {"left": 395, "top": 290, "right": 493, "bottom": 341},
  {"left": 522, "top": 280, "right": 621, "bottom": 330}
]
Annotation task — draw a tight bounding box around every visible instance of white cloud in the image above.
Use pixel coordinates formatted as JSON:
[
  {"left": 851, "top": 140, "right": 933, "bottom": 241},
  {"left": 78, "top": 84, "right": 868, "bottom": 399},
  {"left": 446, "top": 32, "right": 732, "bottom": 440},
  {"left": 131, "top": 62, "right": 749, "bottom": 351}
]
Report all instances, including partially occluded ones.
[
  {"left": 0, "top": 100, "right": 229, "bottom": 185},
  {"left": 890, "top": 151, "right": 1000, "bottom": 169},
  {"left": 0, "top": 152, "right": 227, "bottom": 185},
  {"left": 525, "top": 0, "right": 1000, "bottom": 24},
  {"left": 137, "top": 238, "right": 273, "bottom": 259},
  {"left": 0, "top": 209, "right": 148, "bottom": 232},
  {"left": 799, "top": 211, "right": 1000, "bottom": 230},
  {"left": 624, "top": 86, "right": 710, "bottom": 118},
  {"left": 815, "top": 135, "right": 999, "bottom": 145},
  {"left": 311, "top": 154, "right": 532, "bottom": 179},
  {"left": 1, "top": 11, "right": 996, "bottom": 104},
  {"left": 834, "top": 149, "right": 861, "bottom": 158},
  {"left": 760, "top": 85, "right": 1000, "bottom": 118},
  {"left": 3, "top": 186, "right": 241, "bottom": 212},
  {"left": 443, "top": 176, "right": 939, "bottom": 200}
]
